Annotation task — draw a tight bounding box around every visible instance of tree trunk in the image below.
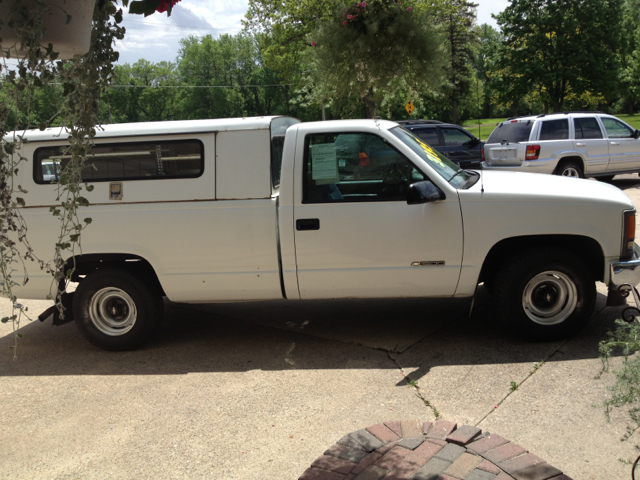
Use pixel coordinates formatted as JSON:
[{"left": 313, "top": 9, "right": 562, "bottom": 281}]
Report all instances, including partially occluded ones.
[
  {"left": 284, "top": 85, "right": 290, "bottom": 115},
  {"left": 253, "top": 88, "right": 263, "bottom": 116},
  {"left": 543, "top": 100, "right": 549, "bottom": 114},
  {"left": 363, "top": 88, "right": 376, "bottom": 119},
  {"left": 451, "top": 98, "right": 457, "bottom": 124}
]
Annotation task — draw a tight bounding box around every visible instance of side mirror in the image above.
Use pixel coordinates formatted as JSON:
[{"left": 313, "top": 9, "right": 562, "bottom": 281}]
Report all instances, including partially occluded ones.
[
  {"left": 407, "top": 181, "right": 445, "bottom": 205},
  {"left": 634, "top": 130, "right": 640, "bottom": 139}
]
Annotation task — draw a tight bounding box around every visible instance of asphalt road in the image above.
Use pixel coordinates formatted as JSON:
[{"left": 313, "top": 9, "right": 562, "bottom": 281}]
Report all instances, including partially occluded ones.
[{"left": 2, "top": 174, "right": 640, "bottom": 479}]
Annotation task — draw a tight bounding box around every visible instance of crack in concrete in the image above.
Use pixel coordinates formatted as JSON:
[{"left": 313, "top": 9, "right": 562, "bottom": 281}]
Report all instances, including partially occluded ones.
[
  {"left": 473, "top": 301, "right": 610, "bottom": 428},
  {"left": 386, "top": 351, "right": 440, "bottom": 420}
]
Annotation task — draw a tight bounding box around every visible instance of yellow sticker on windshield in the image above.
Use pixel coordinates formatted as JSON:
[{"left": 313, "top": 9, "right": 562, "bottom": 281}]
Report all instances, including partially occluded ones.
[{"left": 415, "top": 137, "right": 446, "bottom": 167}]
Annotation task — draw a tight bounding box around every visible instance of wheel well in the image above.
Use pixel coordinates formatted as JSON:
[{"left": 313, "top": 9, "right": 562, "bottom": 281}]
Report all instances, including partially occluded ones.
[
  {"left": 479, "top": 235, "right": 604, "bottom": 285},
  {"left": 63, "top": 253, "right": 165, "bottom": 296},
  {"left": 554, "top": 156, "right": 585, "bottom": 174}
]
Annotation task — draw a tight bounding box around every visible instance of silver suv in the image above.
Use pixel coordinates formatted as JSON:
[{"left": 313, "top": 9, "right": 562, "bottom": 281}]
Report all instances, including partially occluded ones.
[{"left": 481, "top": 112, "right": 640, "bottom": 180}]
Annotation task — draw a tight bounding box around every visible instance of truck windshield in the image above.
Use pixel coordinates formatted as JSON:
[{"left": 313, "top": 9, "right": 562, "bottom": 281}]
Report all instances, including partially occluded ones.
[{"left": 389, "top": 126, "right": 475, "bottom": 189}]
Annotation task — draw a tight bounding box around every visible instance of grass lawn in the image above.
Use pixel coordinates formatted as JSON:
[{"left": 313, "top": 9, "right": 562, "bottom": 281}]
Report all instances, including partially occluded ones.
[
  {"left": 615, "top": 114, "right": 640, "bottom": 130},
  {"left": 463, "top": 118, "right": 502, "bottom": 141},
  {"left": 462, "top": 113, "right": 640, "bottom": 141}
]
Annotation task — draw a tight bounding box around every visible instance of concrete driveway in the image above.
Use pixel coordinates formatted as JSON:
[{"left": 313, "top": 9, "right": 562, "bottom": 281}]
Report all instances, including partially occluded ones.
[{"left": 2, "top": 174, "right": 640, "bottom": 480}]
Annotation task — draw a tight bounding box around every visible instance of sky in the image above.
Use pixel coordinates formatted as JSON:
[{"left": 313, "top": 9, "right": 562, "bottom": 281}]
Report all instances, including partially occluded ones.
[{"left": 114, "top": 0, "right": 510, "bottom": 65}]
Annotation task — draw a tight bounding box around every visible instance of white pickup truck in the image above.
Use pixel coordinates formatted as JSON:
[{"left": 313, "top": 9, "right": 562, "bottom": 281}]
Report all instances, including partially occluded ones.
[{"left": 11, "top": 116, "right": 640, "bottom": 350}]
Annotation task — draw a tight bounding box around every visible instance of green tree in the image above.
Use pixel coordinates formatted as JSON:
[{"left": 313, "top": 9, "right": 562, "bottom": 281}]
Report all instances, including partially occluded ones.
[
  {"left": 107, "top": 60, "right": 181, "bottom": 123},
  {"left": 617, "top": 0, "right": 640, "bottom": 114},
  {"left": 308, "top": 0, "right": 445, "bottom": 118},
  {"left": 434, "top": 0, "right": 478, "bottom": 123},
  {"left": 475, "top": 23, "right": 501, "bottom": 118},
  {"left": 243, "top": 0, "right": 336, "bottom": 82},
  {"left": 494, "top": 0, "right": 622, "bottom": 112},
  {"left": 177, "top": 33, "right": 287, "bottom": 119}
]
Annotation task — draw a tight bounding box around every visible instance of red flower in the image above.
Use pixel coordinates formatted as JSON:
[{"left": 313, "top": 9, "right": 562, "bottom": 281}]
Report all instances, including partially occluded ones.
[
  {"left": 342, "top": 20, "right": 348, "bottom": 25},
  {"left": 311, "top": 41, "right": 316, "bottom": 46},
  {"left": 406, "top": 6, "right": 412, "bottom": 10},
  {"left": 157, "top": 0, "right": 181, "bottom": 13},
  {"left": 347, "top": 14, "right": 354, "bottom": 19}
]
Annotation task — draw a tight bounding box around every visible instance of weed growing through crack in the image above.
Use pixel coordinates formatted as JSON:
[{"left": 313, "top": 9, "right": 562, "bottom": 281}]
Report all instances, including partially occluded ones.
[
  {"left": 510, "top": 381, "right": 518, "bottom": 392},
  {"left": 530, "top": 361, "right": 544, "bottom": 375},
  {"left": 423, "top": 400, "right": 440, "bottom": 419},
  {"left": 398, "top": 368, "right": 440, "bottom": 419}
]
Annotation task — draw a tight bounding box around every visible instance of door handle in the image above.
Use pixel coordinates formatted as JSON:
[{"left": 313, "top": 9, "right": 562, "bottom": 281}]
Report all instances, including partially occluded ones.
[
  {"left": 575, "top": 142, "right": 586, "bottom": 147},
  {"left": 296, "top": 218, "right": 320, "bottom": 231},
  {"left": 611, "top": 141, "right": 620, "bottom": 146}
]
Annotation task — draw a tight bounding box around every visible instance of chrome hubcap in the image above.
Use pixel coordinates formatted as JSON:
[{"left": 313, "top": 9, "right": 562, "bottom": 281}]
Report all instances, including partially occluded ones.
[
  {"left": 522, "top": 271, "right": 577, "bottom": 325},
  {"left": 561, "top": 167, "right": 580, "bottom": 178},
  {"left": 89, "top": 287, "right": 137, "bottom": 336}
]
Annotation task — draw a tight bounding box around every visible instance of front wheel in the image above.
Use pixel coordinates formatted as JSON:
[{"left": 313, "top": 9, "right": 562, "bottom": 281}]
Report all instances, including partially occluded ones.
[
  {"left": 73, "top": 269, "right": 164, "bottom": 351},
  {"left": 493, "top": 248, "right": 596, "bottom": 340}
]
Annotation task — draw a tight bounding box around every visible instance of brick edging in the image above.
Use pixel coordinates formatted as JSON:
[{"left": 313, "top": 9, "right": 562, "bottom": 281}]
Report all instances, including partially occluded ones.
[{"left": 299, "top": 419, "right": 571, "bottom": 480}]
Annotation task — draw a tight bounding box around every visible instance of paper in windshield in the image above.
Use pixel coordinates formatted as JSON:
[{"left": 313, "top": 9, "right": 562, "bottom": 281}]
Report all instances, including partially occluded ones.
[{"left": 310, "top": 143, "right": 339, "bottom": 184}]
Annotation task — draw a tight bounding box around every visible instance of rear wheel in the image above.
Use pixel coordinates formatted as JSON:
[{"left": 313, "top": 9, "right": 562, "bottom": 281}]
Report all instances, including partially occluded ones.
[
  {"left": 493, "top": 248, "right": 596, "bottom": 340},
  {"left": 555, "top": 161, "right": 584, "bottom": 179},
  {"left": 73, "top": 269, "right": 163, "bottom": 351}
]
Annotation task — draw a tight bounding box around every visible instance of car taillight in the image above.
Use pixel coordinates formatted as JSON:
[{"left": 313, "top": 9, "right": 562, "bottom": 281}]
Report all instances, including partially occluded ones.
[
  {"left": 525, "top": 144, "right": 541, "bottom": 160},
  {"left": 481, "top": 146, "right": 485, "bottom": 162},
  {"left": 622, "top": 210, "right": 636, "bottom": 261}
]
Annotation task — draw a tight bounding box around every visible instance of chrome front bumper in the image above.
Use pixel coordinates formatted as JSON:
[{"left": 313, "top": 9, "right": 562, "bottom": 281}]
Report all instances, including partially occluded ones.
[{"left": 610, "top": 243, "right": 640, "bottom": 287}]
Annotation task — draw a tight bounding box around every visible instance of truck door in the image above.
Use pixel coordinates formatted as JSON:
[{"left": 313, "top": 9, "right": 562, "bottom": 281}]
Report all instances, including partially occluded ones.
[{"left": 291, "top": 130, "right": 463, "bottom": 300}]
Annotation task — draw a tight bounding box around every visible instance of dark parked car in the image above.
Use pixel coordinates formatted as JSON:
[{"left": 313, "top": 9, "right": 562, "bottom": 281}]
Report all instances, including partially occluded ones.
[{"left": 396, "top": 119, "right": 484, "bottom": 169}]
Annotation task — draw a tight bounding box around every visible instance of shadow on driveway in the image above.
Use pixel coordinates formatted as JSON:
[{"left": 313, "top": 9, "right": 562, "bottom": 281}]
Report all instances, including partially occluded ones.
[{"left": 0, "top": 287, "right": 622, "bottom": 381}]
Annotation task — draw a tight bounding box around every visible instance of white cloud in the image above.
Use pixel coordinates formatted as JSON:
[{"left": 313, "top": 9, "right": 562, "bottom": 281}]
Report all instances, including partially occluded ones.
[
  {"left": 475, "top": 0, "right": 509, "bottom": 28},
  {"left": 114, "top": 0, "right": 243, "bottom": 65}
]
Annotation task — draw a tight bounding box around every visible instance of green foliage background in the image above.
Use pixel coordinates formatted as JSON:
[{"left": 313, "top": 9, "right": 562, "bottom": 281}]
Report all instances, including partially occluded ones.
[{"left": 7, "top": 0, "right": 640, "bottom": 128}]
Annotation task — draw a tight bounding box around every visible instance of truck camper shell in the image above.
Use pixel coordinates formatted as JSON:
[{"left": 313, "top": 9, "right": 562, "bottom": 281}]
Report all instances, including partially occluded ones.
[{"left": 13, "top": 116, "right": 300, "bottom": 304}]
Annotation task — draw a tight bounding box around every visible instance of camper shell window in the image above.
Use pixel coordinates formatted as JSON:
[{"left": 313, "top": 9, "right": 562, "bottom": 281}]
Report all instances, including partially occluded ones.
[{"left": 34, "top": 139, "right": 204, "bottom": 184}]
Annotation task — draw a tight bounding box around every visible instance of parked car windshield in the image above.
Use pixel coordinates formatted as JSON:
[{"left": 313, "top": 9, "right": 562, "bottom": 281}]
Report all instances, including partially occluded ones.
[
  {"left": 390, "top": 127, "right": 477, "bottom": 189},
  {"left": 487, "top": 120, "right": 533, "bottom": 144}
]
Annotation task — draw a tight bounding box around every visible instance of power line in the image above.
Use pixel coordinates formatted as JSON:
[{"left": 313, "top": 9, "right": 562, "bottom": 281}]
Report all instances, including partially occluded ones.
[
  {"left": 109, "top": 84, "right": 292, "bottom": 89},
  {"left": 122, "top": 23, "right": 222, "bottom": 33},
  {"left": 123, "top": 19, "right": 220, "bottom": 31}
]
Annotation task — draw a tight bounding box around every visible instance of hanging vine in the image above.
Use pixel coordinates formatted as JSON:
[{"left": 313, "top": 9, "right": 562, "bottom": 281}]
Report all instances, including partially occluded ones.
[{"left": 0, "top": 0, "right": 125, "bottom": 357}]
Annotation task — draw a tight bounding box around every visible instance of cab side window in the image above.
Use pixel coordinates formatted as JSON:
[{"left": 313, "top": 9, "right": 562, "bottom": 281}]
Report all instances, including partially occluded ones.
[
  {"left": 303, "top": 133, "right": 426, "bottom": 203},
  {"left": 602, "top": 118, "right": 634, "bottom": 138}
]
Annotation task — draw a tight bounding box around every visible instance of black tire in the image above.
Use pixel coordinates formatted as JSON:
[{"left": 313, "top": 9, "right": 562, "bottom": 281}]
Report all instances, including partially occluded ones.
[
  {"left": 555, "top": 161, "right": 584, "bottom": 179},
  {"left": 493, "top": 248, "right": 596, "bottom": 341},
  {"left": 73, "top": 269, "right": 164, "bottom": 351}
]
